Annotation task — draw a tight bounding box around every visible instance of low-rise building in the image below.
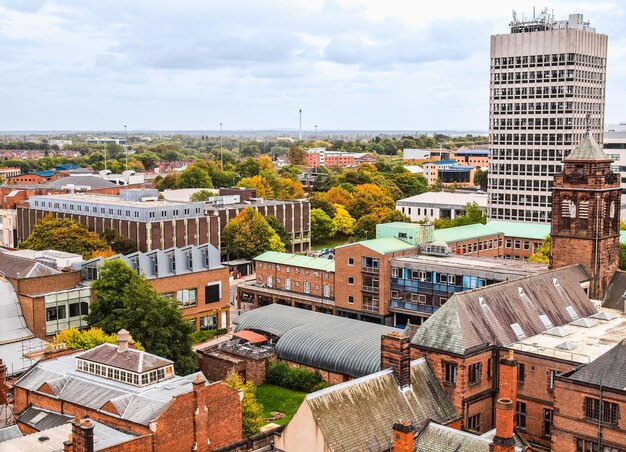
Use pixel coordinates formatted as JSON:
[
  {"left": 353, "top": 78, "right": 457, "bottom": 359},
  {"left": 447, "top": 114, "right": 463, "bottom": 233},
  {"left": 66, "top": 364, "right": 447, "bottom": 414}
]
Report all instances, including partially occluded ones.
[
  {"left": 453, "top": 149, "right": 489, "bottom": 167},
  {"left": 304, "top": 148, "right": 376, "bottom": 167},
  {"left": 11, "top": 332, "right": 242, "bottom": 451},
  {"left": 78, "top": 243, "right": 230, "bottom": 331},
  {"left": 396, "top": 191, "right": 488, "bottom": 222},
  {"left": 389, "top": 248, "right": 546, "bottom": 326}
]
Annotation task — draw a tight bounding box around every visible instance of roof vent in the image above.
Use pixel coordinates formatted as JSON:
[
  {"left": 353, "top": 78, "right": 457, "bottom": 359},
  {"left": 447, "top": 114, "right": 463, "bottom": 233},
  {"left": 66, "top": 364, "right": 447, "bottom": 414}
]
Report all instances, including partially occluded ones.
[
  {"left": 544, "top": 326, "right": 572, "bottom": 337},
  {"left": 510, "top": 323, "right": 526, "bottom": 340},
  {"left": 479, "top": 297, "right": 486, "bottom": 307},
  {"left": 518, "top": 287, "right": 526, "bottom": 296},
  {"left": 30, "top": 412, "right": 48, "bottom": 425},
  {"left": 565, "top": 306, "right": 580, "bottom": 321},
  {"left": 570, "top": 318, "right": 597, "bottom": 328},
  {"left": 539, "top": 314, "right": 554, "bottom": 330},
  {"left": 553, "top": 278, "right": 561, "bottom": 288},
  {"left": 556, "top": 342, "right": 577, "bottom": 351},
  {"left": 590, "top": 311, "right": 618, "bottom": 321}
]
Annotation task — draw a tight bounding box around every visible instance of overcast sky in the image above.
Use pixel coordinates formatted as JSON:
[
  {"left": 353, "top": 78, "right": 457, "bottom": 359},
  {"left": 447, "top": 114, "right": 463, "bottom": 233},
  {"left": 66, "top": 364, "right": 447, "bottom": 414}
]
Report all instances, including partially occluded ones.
[{"left": 1, "top": 0, "right": 624, "bottom": 132}]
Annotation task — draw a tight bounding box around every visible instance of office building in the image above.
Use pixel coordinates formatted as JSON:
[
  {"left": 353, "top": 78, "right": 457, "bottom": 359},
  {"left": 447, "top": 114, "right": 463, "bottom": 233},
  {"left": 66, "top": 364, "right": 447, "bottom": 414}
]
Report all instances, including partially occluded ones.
[{"left": 488, "top": 12, "right": 607, "bottom": 222}]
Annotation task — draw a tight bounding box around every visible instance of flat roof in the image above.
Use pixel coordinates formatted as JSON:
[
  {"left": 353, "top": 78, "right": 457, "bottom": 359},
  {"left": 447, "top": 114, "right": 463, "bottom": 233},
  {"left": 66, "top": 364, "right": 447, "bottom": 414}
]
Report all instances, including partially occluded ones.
[
  {"left": 397, "top": 191, "right": 488, "bottom": 208},
  {"left": 391, "top": 253, "right": 546, "bottom": 276},
  {"left": 508, "top": 308, "right": 626, "bottom": 364},
  {"left": 454, "top": 149, "right": 489, "bottom": 155},
  {"left": 29, "top": 192, "right": 195, "bottom": 208},
  {"left": 434, "top": 223, "right": 498, "bottom": 242},
  {"left": 339, "top": 237, "right": 416, "bottom": 255},
  {"left": 433, "top": 221, "right": 550, "bottom": 243}
]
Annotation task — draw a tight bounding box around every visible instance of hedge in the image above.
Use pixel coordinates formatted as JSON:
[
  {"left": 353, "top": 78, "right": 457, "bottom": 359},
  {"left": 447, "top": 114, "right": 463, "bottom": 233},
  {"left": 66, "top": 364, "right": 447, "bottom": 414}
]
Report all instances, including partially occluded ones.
[
  {"left": 190, "top": 328, "right": 228, "bottom": 345},
  {"left": 265, "top": 359, "right": 323, "bottom": 392}
]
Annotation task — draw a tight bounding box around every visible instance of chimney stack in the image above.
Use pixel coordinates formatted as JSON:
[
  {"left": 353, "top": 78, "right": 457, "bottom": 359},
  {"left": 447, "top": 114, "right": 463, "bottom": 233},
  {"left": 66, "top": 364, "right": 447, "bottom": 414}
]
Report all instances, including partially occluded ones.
[
  {"left": 0, "top": 359, "right": 8, "bottom": 405},
  {"left": 392, "top": 420, "right": 415, "bottom": 452},
  {"left": 381, "top": 332, "right": 411, "bottom": 388},
  {"left": 117, "top": 329, "right": 132, "bottom": 352},
  {"left": 71, "top": 416, "right": 95, "bottom": 452},
  {"left": 492, "top": 351, "right": 518, "bottom": 452}
]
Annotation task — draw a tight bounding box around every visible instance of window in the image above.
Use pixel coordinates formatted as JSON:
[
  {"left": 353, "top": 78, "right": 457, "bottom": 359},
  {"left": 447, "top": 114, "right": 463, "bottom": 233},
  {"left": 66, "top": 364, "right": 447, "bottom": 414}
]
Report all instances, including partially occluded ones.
[
  {"left": 200, "top": 314, "right": 217, "bottom": 330},
  {"left": 348, "top": 296, "right": 354, "bottom": 304},
  {"left": 506, "top": 239, "right": 512, "bottom": 248},
  {"left": 268, "top": 263, "right": 272, "bottom": 270},
  {"left": 391, "top": 267, "right": 400, "bottom": 278},
  {"left": 523, "top": 241, "right": 530, "bottom": 250},
  {"left": 468, "top": 363, "right": 482, "bottom": 385},
  {"left": 516, "top": 402, "right": 527, "bottom": 429},
  {"left": 518, "top": 363, "right": 525, "bottom": 383},
  {"left": 258, "top": 262, "right": 264, "bottom": 269},
  {"left": 304, "top": 281, "right": 311, "bottom": 294},
  {"left": 323, "top": 284, "right": 331, "bottom": 298},
  {"left": 348, "top": 277, "right": 354, "bottom": 285},
  {"left": 585, "top": 397, "right": 619, "bottom": 425},
  {"left": 205, "top": 283, "right": 221, "bottom": 303},
  {"left": 467, "top": 414, "right": 480, "bottom": 432},
  {"left": 443, "top": 362, "right": 457, "bottom": 385},
  {"left": 543, "top": 409, "right": 553, "bottom": 437},
  {"left": 514, "top": 240, "right": 521, "bottom": 249},
  {"left": 391, "top": 290, "right": 399, "bottom": 299},
  {"left": 487, "top": 358, "right": 492, "bottom": 379},
  {"left": 348, "top": 258, "right": 354, "bottom": 266},
  {"left": 46, "top": 306, "right": 66, "bottom": 322},
  {"left": 176, "top": 289, "right": 197, "bottom": 308},
  {"left": 548, "top": 370, "right": 556, "bottom": 390}
]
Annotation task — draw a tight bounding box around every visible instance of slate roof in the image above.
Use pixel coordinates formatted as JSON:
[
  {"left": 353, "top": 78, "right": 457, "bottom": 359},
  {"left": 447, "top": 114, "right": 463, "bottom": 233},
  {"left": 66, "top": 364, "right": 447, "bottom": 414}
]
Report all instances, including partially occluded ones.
[
  {"left": 305, "top": 358, "right": 458, "bottom": 451},
  {"left": 234, "top": 304, "right": 400, "bottom": 377},
  {"left": 412, "top": 265, "right": 594, "bottom": 355},
  {"left": 78, "top": 343, "right": 173, "bottom": 373},
  {"left": 602, "top": 271, "right": 626, "bottom": 311},
  {"left": 0, "top": 254, "right": 60, "bottom": 279},
  {"left": 18, "top": 406, "right": 71, "bottom": 431},
  {"left": 14, "top": 352, "right": 207, "bottom": 426},
  {"left": 0, "top": 425, "right": 22, "bottom": 443},
  {"left": 566, "top": 340, "right": 626, "bottom": 390},
  {"left": 254, "top": 251, "right": 335, "bottom": 272},
  {"left": 413, "top": 421, "right": 492, "bottom": 451},
  {"left": 564, "top": 130, "right": 611, "bottom": 162}
]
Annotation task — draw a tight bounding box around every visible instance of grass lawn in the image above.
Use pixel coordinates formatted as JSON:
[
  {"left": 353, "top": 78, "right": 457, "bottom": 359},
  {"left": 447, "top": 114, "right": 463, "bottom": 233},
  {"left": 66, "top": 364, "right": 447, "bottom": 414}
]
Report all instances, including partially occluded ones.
[
  {"left": 311, "top": 236, "right": 350, "bottom": 251},
  {"left": 256, "top": 384, "right": 307, "bottom": 426}
]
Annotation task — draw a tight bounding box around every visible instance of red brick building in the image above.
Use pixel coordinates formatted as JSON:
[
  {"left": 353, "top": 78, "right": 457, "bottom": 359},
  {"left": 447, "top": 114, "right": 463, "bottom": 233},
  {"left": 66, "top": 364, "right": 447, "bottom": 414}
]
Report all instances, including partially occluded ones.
[
  {"left": 551, "top": 130, "right": 621, "bottom": 299},
  {"left": 11, "top": 332, "right": 242, "bottom": 451}
]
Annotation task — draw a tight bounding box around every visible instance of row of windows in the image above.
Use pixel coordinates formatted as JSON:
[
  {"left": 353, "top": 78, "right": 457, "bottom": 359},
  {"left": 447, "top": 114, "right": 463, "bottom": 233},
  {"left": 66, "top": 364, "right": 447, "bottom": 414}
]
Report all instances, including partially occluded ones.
[
  {"left": 493, "top": 116, "right": 577, "bottom": 129},
  {"left": 490, "top": 163, "right": 562, "bottom": 175},
  {"left": 31, "top": 200, "right": 201, "bottom": 218},
  {"left": 258, "top": 275, "right": 332, "bottom": 297},
  {"left": 490, "top": 148, "right": 568, "bottom": 160},
  {"left": 390, "top": 292, "right": 448, "bottom": 306},
  {"left": 492, "top": 68, "right": 603, "bottom": 84},
  {"left": 76, "top": 359, "right": 172, "bottom": 386},
  {"left": 400, "top": 206, "right": 435, "bottom": 217},
  {"left": 492, "top": 53, "right": 604, "bottom": 67},
  {"left": 163, "top": 288, "right": 198, "bottom": 308},
  {"left": 489, "top": 179, "right": 553, "bottom": 190},
  {"left": 492, "top": 101, "right": 602, "bottom": 114},
  {"left": 489, "top": 208, "right": 551, "bottom": 221},
  {"left": 492, "top": 85, "right": 603, "bottom": 99},
  {"left": 576, "top": 438, "right": 624, "bottom": 452},
  {"left": 257, "top": 262, "right": 331, "bottom": 279}
]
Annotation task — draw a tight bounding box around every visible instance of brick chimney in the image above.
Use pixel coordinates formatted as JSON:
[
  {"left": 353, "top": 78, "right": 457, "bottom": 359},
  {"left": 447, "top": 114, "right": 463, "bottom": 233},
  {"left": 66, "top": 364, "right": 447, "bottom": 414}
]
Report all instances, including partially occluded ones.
[
  {"left": 117, "top": 329, "right": 132, "bottom": 352},
  {"left": 0, "top": 359, "right": 8, "bottom": 405},
  {"left": 392, "top": 420, "right": 415, "bottom": 452},
  {"left": 492, "top": 351, "right": 518, "bottom": 452},
  {"left": 192, "top": 374, "right": 209, "bottom": 452},
  {"left": 63, "top": 434, "right": 74, "bottom": 452},
  {"left": 71, "top": 416, "right": 95, "bottom": 452},
  {"left": 381, "top": 332, "right": 411, "bottom": 388}
]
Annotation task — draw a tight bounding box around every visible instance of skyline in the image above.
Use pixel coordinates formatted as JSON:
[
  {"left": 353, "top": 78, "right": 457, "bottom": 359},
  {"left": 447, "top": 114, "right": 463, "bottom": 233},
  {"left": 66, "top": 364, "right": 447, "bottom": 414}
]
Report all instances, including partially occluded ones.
[{"left": 1, "top": 0, "right": 625, "bottom": 132}]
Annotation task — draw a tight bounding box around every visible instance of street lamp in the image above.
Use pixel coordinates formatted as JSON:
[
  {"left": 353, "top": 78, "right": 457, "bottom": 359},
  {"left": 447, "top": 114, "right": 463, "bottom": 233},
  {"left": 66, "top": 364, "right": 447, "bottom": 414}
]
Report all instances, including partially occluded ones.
[
  {"left": 220, "top": 122, "right": 223, "bottom": 170},
  {"left": 315, "top": 125, "right": 318, "bottom": 139}
]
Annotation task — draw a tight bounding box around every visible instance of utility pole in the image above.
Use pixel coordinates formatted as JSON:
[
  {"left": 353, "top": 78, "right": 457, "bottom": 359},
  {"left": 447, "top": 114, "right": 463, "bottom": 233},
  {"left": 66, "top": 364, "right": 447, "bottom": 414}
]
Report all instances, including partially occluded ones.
[
  {"left": 220, "top": 122, "right": 223, "bottom": 170},
  {"left": 315, "top": 125, "right": 318, "bottom": 139},
  {"left": 299, "top": 109, "right": 302, "bottom": 141},
  {"left": 124, "top": 125, "right": 128, "bottom": 171}
]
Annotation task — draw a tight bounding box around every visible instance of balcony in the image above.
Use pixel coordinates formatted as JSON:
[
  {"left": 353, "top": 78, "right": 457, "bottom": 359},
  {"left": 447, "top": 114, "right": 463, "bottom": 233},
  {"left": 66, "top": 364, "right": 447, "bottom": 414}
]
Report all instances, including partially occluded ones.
[
  {"left": 390, "top": 300, "right": 439, "bottom": 315},
  {"left": 361, "top": 266, "right": 379, "bottom": 274},
  {"left": 361, "top": 285, "right": 379, "bottom": 294}
]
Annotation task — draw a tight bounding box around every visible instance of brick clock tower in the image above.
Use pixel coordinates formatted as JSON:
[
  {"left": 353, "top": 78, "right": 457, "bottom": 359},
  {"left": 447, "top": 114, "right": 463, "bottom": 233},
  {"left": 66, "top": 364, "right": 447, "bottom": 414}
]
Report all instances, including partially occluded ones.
[{"left": 551, "top": 129, "right": 621, "bottom": 299}]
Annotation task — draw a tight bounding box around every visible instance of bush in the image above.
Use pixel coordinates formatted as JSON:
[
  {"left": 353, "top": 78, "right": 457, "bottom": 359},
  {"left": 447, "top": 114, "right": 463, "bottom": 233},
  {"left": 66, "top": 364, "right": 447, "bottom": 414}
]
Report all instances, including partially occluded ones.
[
  {"left": 190, "top": 328, "right": 227, "bottom": 345},
  {"left": 265, "top": 359, "right": 323, "bottom": 392}
]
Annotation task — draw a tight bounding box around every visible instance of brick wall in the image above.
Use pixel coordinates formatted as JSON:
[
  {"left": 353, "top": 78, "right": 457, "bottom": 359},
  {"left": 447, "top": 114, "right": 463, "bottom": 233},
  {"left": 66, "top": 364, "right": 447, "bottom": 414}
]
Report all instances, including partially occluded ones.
[
  {"left": 197, "top": 350, "right": 267, "bottom": 386},
  {"left": 255, "top": 259, "right": 334, "bottom": 300},
  {"left": 9, "top": 271, "right": 81, "bottom": 295}
]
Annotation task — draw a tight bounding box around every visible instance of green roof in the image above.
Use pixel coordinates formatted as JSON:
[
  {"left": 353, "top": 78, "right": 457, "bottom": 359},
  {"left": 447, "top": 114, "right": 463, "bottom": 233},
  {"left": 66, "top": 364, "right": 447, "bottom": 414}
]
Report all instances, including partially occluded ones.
[
  {"left": 433, "top": 221, "right": 550, "bottom": 243},
  {"left": 354, "top": 237, "right": 416, "bottom": 254},
  {"left": 621, "top": 230, "right": 626, "bottom": 244},
  {"left": 254, "top": 251, "right": 335, "bottom": 272}
]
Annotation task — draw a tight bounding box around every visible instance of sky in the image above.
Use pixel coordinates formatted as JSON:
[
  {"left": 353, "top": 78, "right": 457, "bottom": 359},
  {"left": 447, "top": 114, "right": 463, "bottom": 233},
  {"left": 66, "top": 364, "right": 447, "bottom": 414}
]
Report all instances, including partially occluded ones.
[{"left": 1, "top": 0, "right": 625, "bottom": 132}]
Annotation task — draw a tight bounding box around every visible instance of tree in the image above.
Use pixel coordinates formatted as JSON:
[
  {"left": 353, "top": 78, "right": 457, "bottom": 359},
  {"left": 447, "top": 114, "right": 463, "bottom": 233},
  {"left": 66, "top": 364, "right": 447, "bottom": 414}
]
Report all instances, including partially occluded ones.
[
  {"left": 223, "top": 373, "right": 263, "bottom": 437},
  {"left": 354, "top": 213, "right": 380, "bottom": 241},
  {"left": 237, "top": 176, "right": 275, "bottom": 198},
  {"left": 257, "top": 155, "right": 275, "bottom": 173},
  {"left": 346, "top": 184, "right": 395, "bottom": 219},
  {"left": 155, "top": 173, "right": 180, "bottom": 190},
  {"left": 474, "top": 169, "right": 488, "bottom": 190},
  {"left": 20, "top": 215, "right": 112, "bottom": 259},
  {"left": 237, "top": 158, "right": 260, "bottom": 178},
  {"left": 222, "top": 208, "right": 285, "bottom": 259},
  {"left": 620, "top": 243, "right": 626, "bottom": 271},
  {"left": 391, "top": 172, "right": 428, "bottom": 198},
  {"left": 87, "top": 260, "right": 196, "bottom": 374},
  {"left": 332, "top": 204, "right": 356, "bottom": 236},
  {"left": 190, "top": 190, "right": 217, "bottom": 202},
  {"left": 323, "top": 187, "right": 354, "bottom": 206},
  {"left": 50, "top": 327, "right": 144, "bottom": 351},
  {"left": 433, "top": 202, "right": 487, "bottom": 229},
  {"left": 100, "top": 229, "right": 138, "bottom": 255},
  {"left": 529, "top": 236, "right": 551, "bottom": 264},
  {"left": 276, "top": 177, "right": 304, "bottom": 199},
  {"left": 278, "top": 165, "right": 302, "bottom": 181},
  {"left": 135, "top": 151, "right": 160, "bottom": 170},
  {"left": 178, "top": 165, "right": 213, "bottom": 188},
  {"left": 309, "top": 193, "right": 336, "bottom": 218},
  {"left": 311, "top": 208, "right": 336, "bottom": 242},
  {"left": 288, "top": 145, "right": 307, "bottom": 165},
  {"left": 266, "top": 216, "right": 292, "bottom": 249}
]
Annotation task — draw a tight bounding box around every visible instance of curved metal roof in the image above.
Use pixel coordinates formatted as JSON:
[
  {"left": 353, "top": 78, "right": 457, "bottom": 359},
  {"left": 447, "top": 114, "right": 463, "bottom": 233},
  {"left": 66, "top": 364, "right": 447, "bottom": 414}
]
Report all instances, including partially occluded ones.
[{"left": 234, "top": 304, "right": 399, "bottom": 377}]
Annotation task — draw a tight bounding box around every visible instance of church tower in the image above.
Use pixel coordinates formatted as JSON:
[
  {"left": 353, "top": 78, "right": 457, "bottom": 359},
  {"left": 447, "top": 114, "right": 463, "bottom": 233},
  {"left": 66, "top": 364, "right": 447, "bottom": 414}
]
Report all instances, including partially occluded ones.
[{"left": 551, "top": 128, "right": 620, "bottom": 299}]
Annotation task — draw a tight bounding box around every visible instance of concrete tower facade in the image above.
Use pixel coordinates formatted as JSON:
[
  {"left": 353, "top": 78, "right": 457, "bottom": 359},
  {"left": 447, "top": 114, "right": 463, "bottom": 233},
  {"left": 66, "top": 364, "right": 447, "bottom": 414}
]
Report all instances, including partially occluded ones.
[
  {"left": 550, "top": 130, "right": 620, "bottom": 299},
  {"left": 488, "top": 12, "right": 607, "bottom": 222}
]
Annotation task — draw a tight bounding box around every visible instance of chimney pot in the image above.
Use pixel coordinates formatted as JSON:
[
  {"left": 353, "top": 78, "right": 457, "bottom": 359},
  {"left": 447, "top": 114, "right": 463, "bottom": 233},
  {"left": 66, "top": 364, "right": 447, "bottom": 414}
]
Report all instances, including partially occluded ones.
[
  {"left": 116, "top": 329, "right": 132, "bottom": 352},
  {"left": 392, "top": 420, "right": 415, "bottom": 452}
]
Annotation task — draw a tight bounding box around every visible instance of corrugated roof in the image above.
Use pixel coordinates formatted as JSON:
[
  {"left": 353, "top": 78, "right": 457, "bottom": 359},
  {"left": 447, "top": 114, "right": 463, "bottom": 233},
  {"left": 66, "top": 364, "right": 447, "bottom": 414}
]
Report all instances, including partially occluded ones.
[
  {"left": 414, "top": 421, "right": 492, "bottom": 451},
  {"left": 234, "top": 304, "right": 400, "bottom": 377},
  {"left": 305, "top": 359, "right": 458, "bottom": 451},
  {"left": 254, "top": 251, "right": 335, "bottom": 272},
  {"left": 564, "top": 131, "right": 611, "bottom": 162},
  {"left": 42, "top": 175, "right": 116, "bottom": 190},
  {"left": 566, "top": 340, "right": 626, "bottom": 390},
  {"left": 412, "top": 265, "right": 594, "bottom": 355},
  {"left": 18, "top": 406, "right": 71, "bottom": 431}
]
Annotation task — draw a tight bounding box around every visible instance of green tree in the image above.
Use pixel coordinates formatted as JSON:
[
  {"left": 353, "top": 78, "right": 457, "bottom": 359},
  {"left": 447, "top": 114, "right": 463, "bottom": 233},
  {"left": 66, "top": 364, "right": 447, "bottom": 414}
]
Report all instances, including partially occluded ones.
[
  {"left": 87, "top": 260, "right": 197, "bottom": 374},
  {"left": 156, "top": 173, "right": 180, "bottom": 190},
  {"left": 222, "top": 208, "right": 285, "bottom": 259},
  {"left": 237, "top": 158, "right": 261, "bottom": 178},
  {"left": 529, "top": 236, "right": 551, "bottom": 264},
  {"left": 178, "top": 165, "right": 213, "bottom": 188},
  {"left": 20, "top": 215, "right": 112, "bottom": 259},
  {"left": 266, "top": 216, "right": 292, "bottom": 249},
  {"left": 354, "top": 213, "right": 380, "bottom": 241},
  {"left": 433, "top": 202, "right": 487, "bottom": 229},
  {"left": 311, "top": 208, "right": 336, "bottom": 242},
  {"left": 100, "top": 229, "right": 138, "bottom": 255},
  {"left": 190, "top": 190, "right": 217, "bottom": 202},
  {"left": 391, "top": 172, "right": 428, "bottom": 198},
  {"left": 474, "top": 169, "right": 488, "bottom": 190},
  {"left": 346, "top": 184, "right": 395, "bottom": 219},
  {"left": 223, "top": 373, "right": 263, "bottom": 437},
  {"left": 278, "top": 164, "right": 302, "bottom": 181},
  {"left": 135, "top": 151, "right": 160, "bottom": 170},
  {"left": 50, "top": 327, "right": 145, "bottom": 351},
  {"left": 288, "top": 145, "right": 307, "bottom": 165},
  {"left": 309, "top": 193, "right": 337, "bottom": 218}
]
